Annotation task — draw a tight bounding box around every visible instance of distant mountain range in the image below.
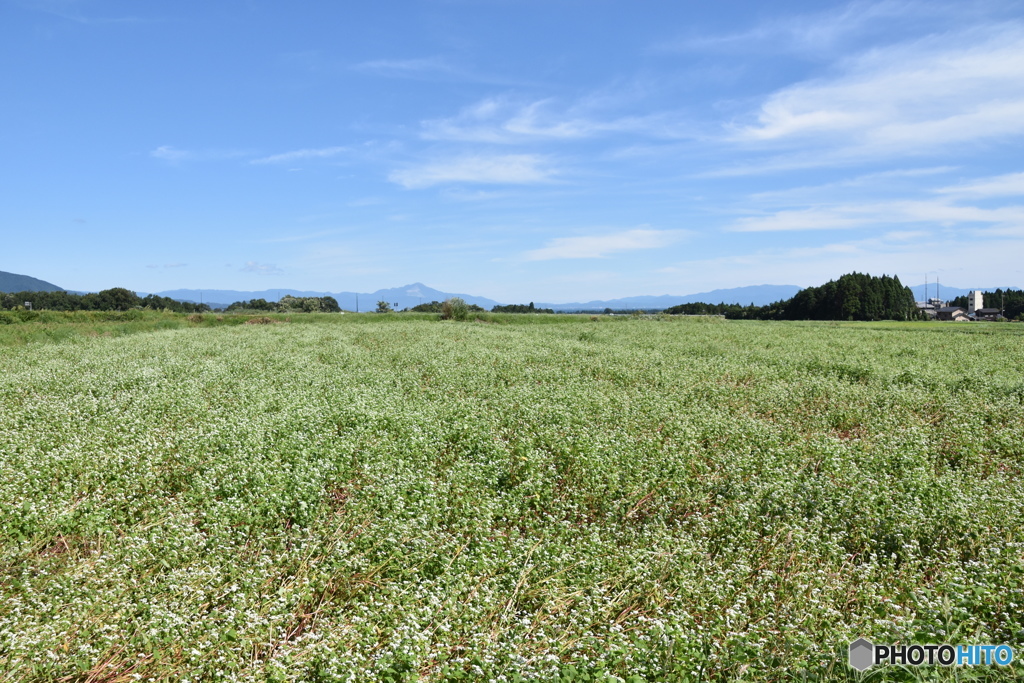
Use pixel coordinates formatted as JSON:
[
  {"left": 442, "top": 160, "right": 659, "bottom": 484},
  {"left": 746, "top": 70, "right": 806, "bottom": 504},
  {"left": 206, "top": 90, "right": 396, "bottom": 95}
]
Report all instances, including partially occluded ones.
[
  {"left": 5, "top": 268, "right": 1019, "bottom": 310},
  {"left": 151, "top": 283, "right": 805, "bottom": 311},
  {"left": 150, "top": 283, "right": 502, "bottom": 312},
  {"left": 6, "top": 271, "right": 803, "bottom": 309},
  {"left": 535, "top": 285, "right": 804, "bottom": 311},
  {"left": 150, "top": 282, "right": 1024, "bottom": 309},
  {"left": 0, "top": 270, "right": 64, "bottom": 293}
]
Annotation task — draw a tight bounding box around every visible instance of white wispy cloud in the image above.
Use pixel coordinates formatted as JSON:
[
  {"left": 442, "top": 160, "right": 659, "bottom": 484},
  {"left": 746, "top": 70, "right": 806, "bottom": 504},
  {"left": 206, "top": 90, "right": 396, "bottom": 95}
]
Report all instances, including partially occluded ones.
[
  {"left": 261, "top": 229, "right": 341, "bottom": 244},
  {"left": 732, "top": 209, "right": 867, "bottom": 232},
  {"left": 524, "top": 228, "right": 686, "bottom": 261},
  {"left": 935, "top": 172, "right": 1024, "bottom": 198},
  {"left": 352, "top": 57, "right": 453, "bottom": 77},
  {"left": 662, "top": 231, "right": 1024, "bottom": 291},
  {"left": 241, "top": 261, "right": 283, "bottom": 274},
  {"left": 421, "top": 96, "right": 689, "bottom": 143},
  {"left": 661, "top": 1, "right": 929, "bottom": 55},
  {"left": 730, "top": 199, "right": 1024, "bottom": 234},
  {"left": 348, "top": 56, "right": 532, "bottom": 87},
  {"left": 423, "top": 97, "right": 595, "bottom": 142},
  {"left": 732, "top": 23, "right": 1024, "bottom": 158},
  {"left": 748, "top": 166, "right": 959, "bottom": 202},
  {"left": 150, "top": 146, "right": 248, "bottom": 163},
  {"left": 22, "top": 0, "right": 147, "bottom": 25},
  {"left": 150, "top": 146, "right": 191, "bottom": 162},
  {"left": 250, "top": 146, "right": 349, "bottom": 165},
  {"left": 389, "top": 154, "right": 555, "bottom": 188}
]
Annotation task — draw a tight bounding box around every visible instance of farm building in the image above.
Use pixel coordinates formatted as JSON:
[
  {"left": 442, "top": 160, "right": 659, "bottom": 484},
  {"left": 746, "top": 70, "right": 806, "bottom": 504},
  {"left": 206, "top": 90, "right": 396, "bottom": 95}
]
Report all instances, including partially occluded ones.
[
  {"left": 975, "top": 307, "right": 1004, "bottom": 321},
  {"left": 966, "top": 292, "right": 1005, "bottom": 321},
  {"left": 929, "top": 292, "right": 1006, "bottom": 322},
  {"left": 936, "top": 306, "right": 970, "bottom": 322}
]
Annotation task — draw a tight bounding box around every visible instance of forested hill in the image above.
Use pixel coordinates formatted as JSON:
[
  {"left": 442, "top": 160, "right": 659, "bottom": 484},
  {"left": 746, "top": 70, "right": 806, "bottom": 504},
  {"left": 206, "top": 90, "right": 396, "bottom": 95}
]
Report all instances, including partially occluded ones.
[
  {"left": 770, "top": 272, "right": 915, "bottom": 320},
  {"left": 667, "top": 273, "right": 917, "bottom": 321},
  {"left": 0, "top": 270, "right": 63, "bottom": 293}
]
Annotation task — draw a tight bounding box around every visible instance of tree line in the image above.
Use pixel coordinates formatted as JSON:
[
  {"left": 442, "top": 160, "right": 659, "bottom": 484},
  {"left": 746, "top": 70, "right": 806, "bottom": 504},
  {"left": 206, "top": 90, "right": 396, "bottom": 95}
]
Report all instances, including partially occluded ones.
[
  {"left": 664, "top": 273, "right": 918, "bottom": 321},
  {"left": 225, "top": 295, "right": 340, "bottom": 313},
  {"left": 401, "top": 301, "right": 555, "bottom": 314},
  {"left": 1, "top": 289, "right": 344, "bottom": 315},
  {"left": 491, "top": 302, "right": 555, "bottom": 314},
  {"left": 405, "top": 300, "right": 486, "bottom": 314},
  {"left": 1, "top": 288, "right": 210, "bottom": 313}
]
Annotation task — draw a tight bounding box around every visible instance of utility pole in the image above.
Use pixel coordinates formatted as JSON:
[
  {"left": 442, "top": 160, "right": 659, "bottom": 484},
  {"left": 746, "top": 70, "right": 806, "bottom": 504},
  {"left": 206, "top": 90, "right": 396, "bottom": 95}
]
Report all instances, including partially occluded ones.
[{"left": 356, "top": 294, "right": 359, "bottom": 313}]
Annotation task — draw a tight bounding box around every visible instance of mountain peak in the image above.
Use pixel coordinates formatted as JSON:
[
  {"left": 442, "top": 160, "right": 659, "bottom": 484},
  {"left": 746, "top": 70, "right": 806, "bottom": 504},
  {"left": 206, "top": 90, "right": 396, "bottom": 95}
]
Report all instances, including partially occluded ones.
[{"left": 0, "top": 270, "right": 64, "bottom": 293}]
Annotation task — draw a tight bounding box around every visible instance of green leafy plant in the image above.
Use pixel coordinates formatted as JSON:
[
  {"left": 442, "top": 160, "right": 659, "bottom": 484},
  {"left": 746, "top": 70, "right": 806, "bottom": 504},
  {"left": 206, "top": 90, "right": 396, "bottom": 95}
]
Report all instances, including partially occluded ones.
[{"left": 440, "top": 297, "right": 469, "bottom": 321}]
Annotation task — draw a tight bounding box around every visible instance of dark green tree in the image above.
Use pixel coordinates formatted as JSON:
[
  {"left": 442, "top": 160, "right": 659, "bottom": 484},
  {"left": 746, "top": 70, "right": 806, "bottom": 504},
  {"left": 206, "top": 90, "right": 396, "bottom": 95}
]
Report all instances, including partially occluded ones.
[
  {"left": 321, "top": 296, "right": 341, "bottom": 313},
  {"left": 226, "top": 298, "right": 275, "bottom": 312},
  {"left": 492, "top": 303, "right": 554, "bottom": 314},
  {"left": 410, "top": 301, "right": 443, "bottom": 313}
]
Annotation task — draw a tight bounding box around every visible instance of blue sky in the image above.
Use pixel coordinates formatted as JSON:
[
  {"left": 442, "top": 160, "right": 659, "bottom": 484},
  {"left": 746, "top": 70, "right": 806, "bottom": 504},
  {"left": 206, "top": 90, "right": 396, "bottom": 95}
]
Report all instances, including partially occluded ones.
[{"left": 3, "top": 0, "right": 1024, "bottom": 302}]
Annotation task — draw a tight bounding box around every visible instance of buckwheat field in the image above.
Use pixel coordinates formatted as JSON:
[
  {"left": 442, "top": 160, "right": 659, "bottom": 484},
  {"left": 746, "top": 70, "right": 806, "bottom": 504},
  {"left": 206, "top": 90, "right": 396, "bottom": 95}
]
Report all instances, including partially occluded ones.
[{"left": 1, "top": 316, "right": 1022, "bottom": 681}]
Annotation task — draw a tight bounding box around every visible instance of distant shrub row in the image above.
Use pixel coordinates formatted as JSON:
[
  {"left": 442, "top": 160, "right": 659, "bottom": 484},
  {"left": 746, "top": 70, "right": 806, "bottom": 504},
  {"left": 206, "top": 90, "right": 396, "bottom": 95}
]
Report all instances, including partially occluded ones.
[
  {"left": 491, "top": 302, "right": 555, "bottom": 314},
  {"left": 225, "top": 295, "right": 340, "bottom": 313},
  {"left": 0, "top": 288, "right": 209, "bottom": 314}
]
